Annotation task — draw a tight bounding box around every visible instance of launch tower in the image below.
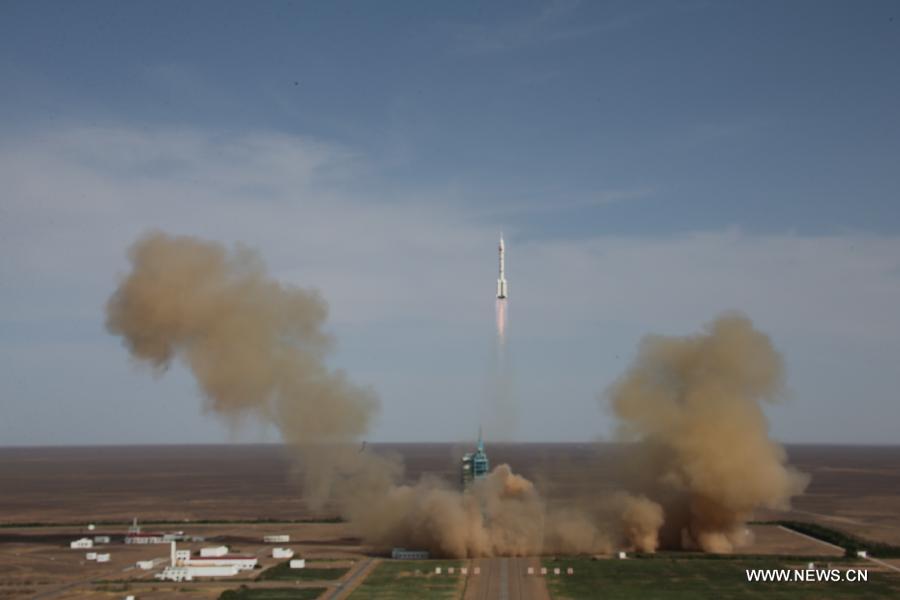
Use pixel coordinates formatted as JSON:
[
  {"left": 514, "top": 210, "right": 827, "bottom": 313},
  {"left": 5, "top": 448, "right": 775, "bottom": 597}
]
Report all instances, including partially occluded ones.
[{"left": 461, "top": 429, "right": 490, "bottom": 489}]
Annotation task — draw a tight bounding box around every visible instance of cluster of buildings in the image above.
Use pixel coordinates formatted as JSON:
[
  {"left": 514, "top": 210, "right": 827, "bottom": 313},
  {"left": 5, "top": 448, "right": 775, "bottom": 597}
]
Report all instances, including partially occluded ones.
[
  {"left": 153, "top": 533, "right": 304, "bottom": 581},
  {"left": 70, "top": 535, "right": 112, "bottom": 562},
  {"left": 156, "top": 542, "right": 258, "bottom": 581},
  {"left": 125, "top": 518, "right": 192, "bottom": 544},
  {"left": 69, "top": 535, "right": 110, "bottom": 548},
  {"left": 67, "top": 520, "right": 305, "bottom": 582},
  {"left": 69, "top": 519, "right": 190, "bottom": 549},
  {"left": 86, "top": 551, "right": 110, "bottom": 562},
  {"left": 264, "top": 535, "right": 305, "bottom": 568}
]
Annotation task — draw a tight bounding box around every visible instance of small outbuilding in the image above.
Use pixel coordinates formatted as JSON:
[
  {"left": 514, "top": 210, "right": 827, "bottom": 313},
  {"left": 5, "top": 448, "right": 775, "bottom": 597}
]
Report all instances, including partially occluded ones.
[
  {"left": 391, "top": 548, "right": 430, "bottom": 560},
  {"left": 200, "top": 546, "right": 229, "bottom": 557}
]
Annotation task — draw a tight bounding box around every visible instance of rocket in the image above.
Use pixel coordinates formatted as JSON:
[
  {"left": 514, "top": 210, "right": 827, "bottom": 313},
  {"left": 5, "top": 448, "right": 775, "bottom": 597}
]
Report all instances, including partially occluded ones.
[{"left": 497, "top": 234, "right": 508, "bottom": 299}]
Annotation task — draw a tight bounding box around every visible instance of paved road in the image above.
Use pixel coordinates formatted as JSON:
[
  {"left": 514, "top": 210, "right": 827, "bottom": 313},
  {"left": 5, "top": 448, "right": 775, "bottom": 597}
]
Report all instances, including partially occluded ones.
[
  {"left": 324, "top": 557, "right": 376, "bottom": 600},
  {"left": 464, "top": 557, "right": 550, "bottom": 600}
]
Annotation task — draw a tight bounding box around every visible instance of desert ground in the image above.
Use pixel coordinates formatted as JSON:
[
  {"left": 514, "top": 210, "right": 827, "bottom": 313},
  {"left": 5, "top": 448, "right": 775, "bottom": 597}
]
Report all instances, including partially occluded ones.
[
  {"left": 1, "top": 443, "right": 898, "bottom": 599},
  {"left": 2, "top": 443, "right": 898, "bottom": 541}
]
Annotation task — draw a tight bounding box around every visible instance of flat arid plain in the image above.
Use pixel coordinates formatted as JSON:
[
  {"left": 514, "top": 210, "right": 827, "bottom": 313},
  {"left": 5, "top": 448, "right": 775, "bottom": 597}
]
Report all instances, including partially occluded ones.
[{"left": 1, "top": 443, "right": 899, "bottom": 599}]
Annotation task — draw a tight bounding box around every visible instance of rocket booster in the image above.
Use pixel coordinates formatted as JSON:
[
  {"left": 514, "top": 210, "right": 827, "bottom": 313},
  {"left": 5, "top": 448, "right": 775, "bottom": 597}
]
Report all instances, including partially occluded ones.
[{"left": 497, "top": 234, "right": 508, "bottom": 299}]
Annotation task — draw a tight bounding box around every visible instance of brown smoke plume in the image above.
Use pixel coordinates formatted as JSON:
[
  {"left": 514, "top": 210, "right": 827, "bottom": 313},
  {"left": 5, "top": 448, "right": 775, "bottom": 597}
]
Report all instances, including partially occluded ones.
[
  {"left": 606, "top": 314, "right": 810, "bottom": 552},
  {"left": 106, "top": 232, "right": 615, "bottom": 557},
  {"left": 106, "top": 231, "right": 378, "bottom": 445},
  {"left": 107, "top": 233, "right": 806, "bottom": 557}
]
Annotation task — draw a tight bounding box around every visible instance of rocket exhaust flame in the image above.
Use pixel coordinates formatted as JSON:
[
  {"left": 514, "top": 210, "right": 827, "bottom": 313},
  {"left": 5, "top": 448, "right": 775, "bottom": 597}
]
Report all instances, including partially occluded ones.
[{"left": 495, "top": 234, "right": 508, "bottom": 340}]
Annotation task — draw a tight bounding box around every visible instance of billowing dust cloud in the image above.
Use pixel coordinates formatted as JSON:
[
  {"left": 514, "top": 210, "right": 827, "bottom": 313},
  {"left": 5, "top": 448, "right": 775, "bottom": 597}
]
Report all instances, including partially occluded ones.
[
  {"left": 606, "top": 314, "right": 810, "bottom": 552},
  {"left": 105, "top": 232, "right": 377, "bottom": 444},
  {"left": 107, "top": 233, "right": 806, "bottom": 556},
  {"left": 105, "top": 232, "right": 608, "bottom": 555}
]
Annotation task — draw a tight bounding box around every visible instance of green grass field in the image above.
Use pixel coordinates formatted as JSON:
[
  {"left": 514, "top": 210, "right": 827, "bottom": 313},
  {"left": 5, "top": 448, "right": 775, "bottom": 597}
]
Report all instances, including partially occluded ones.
[
  {"left": 219, "top": 588, "right": 326, "bottom": 600},
  {"left": 543, "top": 557, "right": 900, "bottom": 599},
  {"left": 348, "top": 560, "right": 464, "bottom": 600},
  {"left": 256, "top": 561, "right": 349, "bottom": 582}
]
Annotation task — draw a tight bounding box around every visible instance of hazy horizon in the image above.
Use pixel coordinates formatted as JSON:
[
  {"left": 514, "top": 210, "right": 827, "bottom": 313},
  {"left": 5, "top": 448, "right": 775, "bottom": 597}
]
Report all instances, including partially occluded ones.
[
  {"left": 2, "top": 440, "right": 899, "bottom": 450},
  {"left": 3, "top": 1, "right": 900, "bottom": 446}
]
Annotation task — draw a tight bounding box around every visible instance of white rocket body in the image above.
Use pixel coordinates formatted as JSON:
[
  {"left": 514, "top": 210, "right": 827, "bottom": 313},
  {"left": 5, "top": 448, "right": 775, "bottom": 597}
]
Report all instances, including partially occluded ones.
[{"left": 497, "top": 235, "right": 508, "bottom": 299}]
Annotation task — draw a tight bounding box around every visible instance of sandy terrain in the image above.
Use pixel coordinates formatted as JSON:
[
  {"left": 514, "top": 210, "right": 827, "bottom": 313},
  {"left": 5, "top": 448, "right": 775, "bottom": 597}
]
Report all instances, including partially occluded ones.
[
  {"left": 0, "top": 445, "right": 303, "bottom": 523},
  {"left": 6, "top": 443, "right": 895, "bottom": 528},
  {"left": 0, "top": 443, "right": 898, "bottom": 598},
  {"left": 2, "top": 443, "right": 898, "bottom": 540},
  {"left": 742, "top": 524, "right": 844, "bottom": 556},
  {"left": 766, "top": 445, "right": 900, "bottom": 544}
]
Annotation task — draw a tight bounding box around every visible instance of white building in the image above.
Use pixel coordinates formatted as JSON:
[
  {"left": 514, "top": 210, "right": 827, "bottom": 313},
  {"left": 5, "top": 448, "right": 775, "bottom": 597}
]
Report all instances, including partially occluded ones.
[
  {"left": 96, "top": 553, "right": 111, "bottom": 563},
  {"left": 185, "top": 556, "right": 257, "bottom": 570},
  {"left": 70, "top": 538, "right": 93, "bottom": 549},
  {"left": 200, "top": 546, "right": 229, "bottom": 557},
  {"left": 86, "top": 552, "right": 97, "bottom": 560},
  {"left": 290, "top": 559, "right": 306, "bottom": 569},
  {"left": 126, "top": 534, "right": 165, "bottom": 544},
  {"left": 136, "top": 560, "right": 155, "bottom": 570},
  {"left": 273, "top": 548, "right": 294, "bottom": 559},
  {"left": 156, "top": 565, "right": 239, "bottom": 581},
  {"left": 264, "top": 534, "right": 290, "bottom": 543},
  {"left": 164, "top": 541, "right": 256, "bottom": 576}
]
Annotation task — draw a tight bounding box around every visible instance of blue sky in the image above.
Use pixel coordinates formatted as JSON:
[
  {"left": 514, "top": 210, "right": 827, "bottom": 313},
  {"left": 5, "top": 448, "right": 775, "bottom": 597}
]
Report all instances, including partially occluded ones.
[{"left": 2, "top": 1, "right": 899, "bottom": 445}]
